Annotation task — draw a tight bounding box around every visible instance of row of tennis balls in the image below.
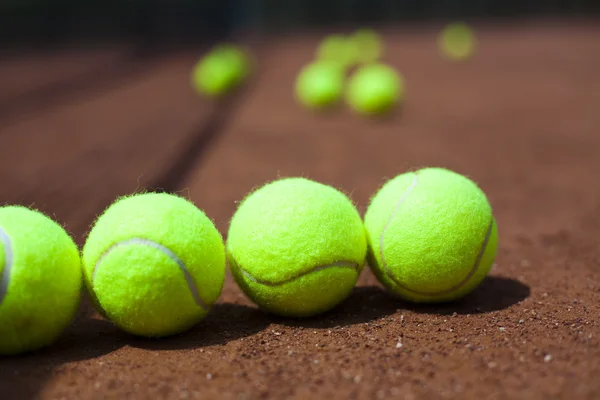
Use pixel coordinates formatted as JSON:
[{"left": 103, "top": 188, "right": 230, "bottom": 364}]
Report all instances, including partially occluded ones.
[
  {"left": 294, "top": 22, "right": 477, "bottom": 115},
  {"left": 295, "top": 61, "right": 404, "bottom": 115},
  {"left": 0, "top": 167, "right": 497, "bottom": 355},
  {"left": 191, "top": 28, "right": 384, "bottom": 100},
  {"left": 297, "top": 28, "right": 402, "bottom": 115},
  {"left": 316, "top": 24, "right": 477, "bottom": 66}
]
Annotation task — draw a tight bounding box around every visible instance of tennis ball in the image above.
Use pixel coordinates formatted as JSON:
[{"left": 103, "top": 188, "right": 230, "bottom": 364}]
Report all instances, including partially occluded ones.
[
  {"left": 82, "top": 193, "right": 226, "bottom": 337},
  {"left": 192, "top": 44, "right": 251, "bottom": 97},
  {"left": 295, "top": 61, "right": 345, "bottom": 110},
  {"left": 0, "top": 206, "right": 81, "bottom": 355},
  {"left": 438, "top": 22, "right": 476, "bottom": 61},
  {"left": 316, "top": 34, "right": 356, "bottom": 69},
  {"left": 227, "top": 178, "right": 367, "bottom": 317},
  {"left": 364, "top": 168, "right": 498, "bottom": 303},
  {"left": 346, "top": 63, "right": 404, "bottom": 116},
  {"left": 213, "top": 44, "right": 252, "bottom": 79},
  {"left": 350, "top": 28, "right": 383, "bottom": 64}
]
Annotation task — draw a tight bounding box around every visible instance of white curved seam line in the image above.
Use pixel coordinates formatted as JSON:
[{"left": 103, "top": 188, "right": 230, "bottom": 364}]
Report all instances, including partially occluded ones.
[
  {"left": 379, "top": 173, "right": 419, "bottom": 284},
  {"left": 0, "top": 227, "right": 13, "bottom": 305},
  {"left": 93, "top": 238, "right": 209, "bottom": 311},
  {"left": 237, "top": 259, "right": 360, "bottom": 287},
  {"left": 380, "top": 174, "right": 494, "bottom": 295},
  {"left": 395, "top": 219, "right": 493, "bottom": 296}
]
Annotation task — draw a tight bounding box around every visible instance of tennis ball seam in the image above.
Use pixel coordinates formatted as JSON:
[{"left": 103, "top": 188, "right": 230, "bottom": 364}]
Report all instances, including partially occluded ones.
[
  {"left": 92, "top": 237, "right": 209, "bottom": 311},
  {"left": 230, "top": 251, "right": 359, "bottom": 286},
  {"left": 0, "top": 226, "right": 14, "bottom": 305},
  {"left": 379, "top": 172, "right": 494, "bottom": 296}
]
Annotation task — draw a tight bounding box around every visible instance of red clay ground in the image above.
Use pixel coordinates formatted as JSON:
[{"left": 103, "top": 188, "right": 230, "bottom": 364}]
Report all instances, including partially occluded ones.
[{"left": 1, "top": 21, "right": 600, "bottom": 399}]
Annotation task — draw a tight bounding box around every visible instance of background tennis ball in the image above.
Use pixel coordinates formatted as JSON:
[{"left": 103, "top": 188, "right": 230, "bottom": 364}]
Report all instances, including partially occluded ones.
[
  {"left": 438, "top": 22, "right": 476, "bottom": 61},
  {"left": 350, "top": 28, "right": 384, "bottom": 64},
  {"left": 227, "top": 178, "right": 367, "bottom": 317},
  {"left": 213, "top": 44, "right": 252, "bottom": 80},
  {"left": 295, "top": 61, "right": 345, "bottom": 110},
  {"left": 0, "top": 206, "right": 81, "bottom": 355},
  {"left": 316, "top": 34, "right": 356, "bottom": 69},
  {"left": 192, "top": 44, "right": 251, "bottom": 97},
  {"left": 364, "top": 168, "right": 498, "bottom": 303},
  {"left": 82, "top": 193, "right": 226, "bottom": 337},
  {"left": 346, "top": 63, "right": 404, "bottom": 116}
]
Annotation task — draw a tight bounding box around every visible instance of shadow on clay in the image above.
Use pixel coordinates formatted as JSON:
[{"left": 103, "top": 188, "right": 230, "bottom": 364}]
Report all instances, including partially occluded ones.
[
  {"left": 273, "top": 275, "right": 530, "bottom": 328},
  {"left": 126, "top": 302, "right": 270, "bottom": 351},
  {"left": 273, "top": 286, "right": 401, "bottom": 329},
  {"left": 402, "top": 275, "right": 531, "bottom": 315},
  {"left": 0, "top": 297, "right": 125, "bottom": 400}
]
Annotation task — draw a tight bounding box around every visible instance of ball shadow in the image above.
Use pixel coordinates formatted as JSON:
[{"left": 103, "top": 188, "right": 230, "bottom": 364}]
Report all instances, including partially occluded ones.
[
  {"left": 403, "top": 276, "right": 531, "bottom": 315},
  {"left": 126, "top": 302, "right": 270, "bottom": 351},
  {"left": 274, "top": 285, "right": 401, "bottom": 329},
  {"left": 356, "top": 103, "right": 405, "bottom": 124},
  {"left": 0, "top": 301, "right": 125, "bottom": 400}
]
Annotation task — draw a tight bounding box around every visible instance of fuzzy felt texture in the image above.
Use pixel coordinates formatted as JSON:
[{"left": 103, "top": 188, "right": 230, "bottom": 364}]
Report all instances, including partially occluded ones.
[
  {"left": 0, "top": 206, "right": 81, "bottom": 355},
  {"left": 82, "top": 193, "right": 225, "bottom": 337},
  {"left": 227, "top": 177, "right": 367, "bottom": 317},
  {"left": 364, "top": 168, "right": 498, "bottom": 303}
]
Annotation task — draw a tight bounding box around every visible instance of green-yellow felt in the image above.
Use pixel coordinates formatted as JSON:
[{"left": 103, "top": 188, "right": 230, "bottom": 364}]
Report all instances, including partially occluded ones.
[
  {"left": 82, "top": 193, "right": 226, "bottom": 337},
  {"left": 0, "top": 206, "right": 81, "bottom": 355},
  {"left": 192, "top": 44, "right": 251, "bottom": 97},
  {"left": 316, "top": 34, "right": 356, "bottom": 69},
  {"left": 350, "top": 28, "right": 383, "bottom": 64},
  {"left": 438, "top": 22, "right": 476, "bottom": 61},
  {"left": 346, "top": 63, "right": 404, "bottom": 116},
  {"left": 364, "top": 168, "right": 498, "bottom": 303},
  {"left": 295, "top": 61, "right": 345, "bottom": 110},
  {"left": 227, "top": 178, "right": 367, "bottom": 317}
]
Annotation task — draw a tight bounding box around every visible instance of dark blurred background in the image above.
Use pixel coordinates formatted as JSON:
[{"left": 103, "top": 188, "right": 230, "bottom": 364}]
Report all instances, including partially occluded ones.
[{"left": 2, "top": 0, "right": 599, "bottom": 48}]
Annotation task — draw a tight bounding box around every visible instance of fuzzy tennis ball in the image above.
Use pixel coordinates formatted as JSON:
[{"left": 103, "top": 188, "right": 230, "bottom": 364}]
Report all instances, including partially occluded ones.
[
  {"left": 364, "top": 168, "right": 498, "bottom": 303},
  {"left": 295, "top": 61, "right": 345, "bottom": 110},
  {"left": 350, "top": 28, "right": 383, "bottom": 64},
  {"left": 346, "top": 63, "right": 404, "bottom": 116},
  {"left": 438, "top": 22, "right": 476, "bottom": 61},
  {"left": 0, "top": 206, "right": 81, "bottom": 355},
  {"left": 82, "top": 193, "right": 226, "bottom": 337},
  {"left": 227, "top": 178, "right": 367, "bottom": 317},
  {"left": 192, "top": 44, "right": 251, "bottom": 97}
]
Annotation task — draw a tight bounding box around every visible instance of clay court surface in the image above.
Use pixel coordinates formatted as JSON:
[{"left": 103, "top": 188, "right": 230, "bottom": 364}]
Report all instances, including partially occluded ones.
[{"left": 1, "top": 20, "right": 599, "bottom": 399}]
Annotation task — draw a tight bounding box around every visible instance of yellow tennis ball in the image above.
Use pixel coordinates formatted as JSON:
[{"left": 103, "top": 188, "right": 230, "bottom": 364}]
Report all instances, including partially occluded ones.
[
  {"left": 316, "top": 34, "right": 356, "bottom": 69},
  {"left": 82, "top": 193, "right": 226, "bottom": 337},
  {"left": 438, "top": 22, "right": 476, "bottom": 61},
  {"left": 0, "top": 206, "right": 81, "bottom": 355},
  {"left": 227, "top": 178, "right": 367, "bottom": 317},
  {"left": 364, "top": 168, "right": 498, "bottom": 303},
  {"left": 192, "top": 44, "right": 251, "bottom": 97},
  {"left": 295, "top": 61, "right": 345, "bottom": 110},
  {"left": 350, "top": 28, "right": 383, "bottom": 64},
  {"left": 346, "top": 63, "right": 405, "bottom": 116}
]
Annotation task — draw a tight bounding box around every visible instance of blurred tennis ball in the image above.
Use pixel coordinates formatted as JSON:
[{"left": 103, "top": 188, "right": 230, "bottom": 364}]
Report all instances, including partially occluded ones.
[
  {"left": 349, "top": 28, "right": 383, "bottom": 64},
  {"left": 438, "top": 22, "right": 476, "bottom": 61},
  {"left": 346, "top": 63, "right": 404, "bottom": 116},
  {"left": 213, "top": 44, "right": 253, "bottom": 77},
  {"left": 316, "top": 34, "right": 356, "bottom": 69},
  {"left": 295, "top": 61, "right": 345, "bottom": 110},
  {"left": 192, "top": 44, "right": 252, "bottom": 97}
]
